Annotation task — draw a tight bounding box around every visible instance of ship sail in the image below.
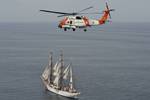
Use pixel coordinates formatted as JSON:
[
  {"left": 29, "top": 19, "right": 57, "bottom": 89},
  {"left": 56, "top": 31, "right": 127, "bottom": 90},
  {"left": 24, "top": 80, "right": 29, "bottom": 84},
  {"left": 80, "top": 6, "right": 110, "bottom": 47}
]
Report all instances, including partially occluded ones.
[
  {"left": 53, "top": 72, "right": 60, "bottom": 87},
  {"left": 53, "top": 61, "right": 61, "bottom": 76},
  {"left": 63, "top": 64, "right": 70, "bottom": 80},
  {"left": 42, "top": 52, "right": 53, "bottom": 81},
  {"left": 53, "top": 61, "right": 58, "bottom": 72},
  {"left": 42, "top": 65, "right": 50, "bottom": 80},
  {"left": 69, "top": 65, "right": 73, "bottom": 90}
]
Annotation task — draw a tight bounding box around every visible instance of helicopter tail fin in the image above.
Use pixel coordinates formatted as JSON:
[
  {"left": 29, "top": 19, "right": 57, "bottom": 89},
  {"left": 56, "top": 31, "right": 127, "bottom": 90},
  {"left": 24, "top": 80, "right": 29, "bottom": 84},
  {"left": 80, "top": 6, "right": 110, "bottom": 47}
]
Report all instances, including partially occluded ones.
[
  {"left": 99, "top": 10, "right": 109, "bottom": 24},
  {"left": 99, "top": 2, "right": 115, "bottom": 25}
]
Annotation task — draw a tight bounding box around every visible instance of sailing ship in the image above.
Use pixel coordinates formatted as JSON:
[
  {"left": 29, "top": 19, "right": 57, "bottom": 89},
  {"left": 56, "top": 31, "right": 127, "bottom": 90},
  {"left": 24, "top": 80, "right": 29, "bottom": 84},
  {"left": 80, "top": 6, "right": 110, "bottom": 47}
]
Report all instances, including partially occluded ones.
[{"left": 41, "top": 51, "right": 80, "bottom": 98}]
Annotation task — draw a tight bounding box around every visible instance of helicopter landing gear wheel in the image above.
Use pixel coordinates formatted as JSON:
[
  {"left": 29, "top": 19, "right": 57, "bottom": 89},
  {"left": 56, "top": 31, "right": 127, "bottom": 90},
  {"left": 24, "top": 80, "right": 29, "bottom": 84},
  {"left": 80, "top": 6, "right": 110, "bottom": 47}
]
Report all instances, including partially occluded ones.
[
  {"left": 84, "top": 29, "right": 87, "bottom": 32},
  {"left": 72, "top": 28, "right": 76, "bottom": 31},
  {"left": 64, "top": 28, "right": 67, "bottom": 31}
]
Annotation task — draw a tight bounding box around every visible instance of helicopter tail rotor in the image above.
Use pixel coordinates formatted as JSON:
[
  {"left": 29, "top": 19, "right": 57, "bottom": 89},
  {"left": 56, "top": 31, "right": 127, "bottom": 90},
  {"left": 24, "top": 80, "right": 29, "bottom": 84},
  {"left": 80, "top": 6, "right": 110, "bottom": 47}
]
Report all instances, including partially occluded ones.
[{"left": 105, "top": 1, "right": 115, "bottom": 19}]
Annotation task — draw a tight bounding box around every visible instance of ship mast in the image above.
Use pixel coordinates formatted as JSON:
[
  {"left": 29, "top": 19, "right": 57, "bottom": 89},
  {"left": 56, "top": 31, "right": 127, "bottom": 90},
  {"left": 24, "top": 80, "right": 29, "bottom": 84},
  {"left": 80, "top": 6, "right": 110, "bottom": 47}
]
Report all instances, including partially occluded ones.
[
  {"left": 59, "top": 50, "right": 64, "bottom": 89},
  {"left": 49, "top": 51, "right": 53, "bottom": 83}
]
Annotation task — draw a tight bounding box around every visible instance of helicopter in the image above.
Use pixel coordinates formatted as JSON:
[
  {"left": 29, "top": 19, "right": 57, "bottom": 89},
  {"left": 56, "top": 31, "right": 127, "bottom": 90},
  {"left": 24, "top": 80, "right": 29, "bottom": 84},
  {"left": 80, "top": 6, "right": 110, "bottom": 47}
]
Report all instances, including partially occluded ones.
[{"left": 40, "top": 2, "right": 115, "bottom": 32}]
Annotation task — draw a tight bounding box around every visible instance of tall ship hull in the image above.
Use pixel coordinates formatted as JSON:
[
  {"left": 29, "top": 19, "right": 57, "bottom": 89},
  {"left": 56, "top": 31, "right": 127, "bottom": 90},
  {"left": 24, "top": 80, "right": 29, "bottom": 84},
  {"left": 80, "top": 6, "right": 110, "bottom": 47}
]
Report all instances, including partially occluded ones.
[
  {"left": 41, "top": 77, "right": 79, "bottom": 98},
  {"left": 41, "top": 51, "right": 80, "bottom": 98}
]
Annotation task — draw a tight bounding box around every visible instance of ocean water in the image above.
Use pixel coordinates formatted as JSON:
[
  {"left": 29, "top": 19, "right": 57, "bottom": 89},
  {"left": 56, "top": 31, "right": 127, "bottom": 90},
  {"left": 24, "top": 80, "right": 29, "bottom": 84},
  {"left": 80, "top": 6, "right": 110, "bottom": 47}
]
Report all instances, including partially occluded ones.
[{"left": 0, "top": 22, "right": 150, "bottom": 100}]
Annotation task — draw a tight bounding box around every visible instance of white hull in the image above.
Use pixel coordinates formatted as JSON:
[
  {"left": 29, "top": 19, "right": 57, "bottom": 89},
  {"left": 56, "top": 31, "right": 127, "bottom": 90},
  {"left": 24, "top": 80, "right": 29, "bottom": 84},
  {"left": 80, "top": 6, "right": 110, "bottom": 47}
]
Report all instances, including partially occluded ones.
[{"left": 41, "top": 77, "right": 80, "bottom": 98}]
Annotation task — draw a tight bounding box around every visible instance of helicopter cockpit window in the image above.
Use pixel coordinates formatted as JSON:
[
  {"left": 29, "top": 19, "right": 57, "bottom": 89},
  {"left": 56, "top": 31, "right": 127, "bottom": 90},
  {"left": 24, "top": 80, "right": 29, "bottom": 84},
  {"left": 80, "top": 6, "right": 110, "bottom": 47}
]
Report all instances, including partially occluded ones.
[{"left": 76, "top": 16, "right": 82, "bottom": 20}]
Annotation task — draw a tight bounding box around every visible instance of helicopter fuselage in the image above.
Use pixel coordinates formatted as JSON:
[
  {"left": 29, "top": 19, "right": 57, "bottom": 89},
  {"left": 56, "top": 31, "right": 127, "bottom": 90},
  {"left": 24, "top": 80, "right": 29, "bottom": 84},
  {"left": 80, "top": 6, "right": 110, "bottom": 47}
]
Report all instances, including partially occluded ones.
[
  {"left": 40, "top": 1, "right": 114, "bottom": 32},
  {"left": 58, "top": 16, "right": 100, "bottom": 31}
]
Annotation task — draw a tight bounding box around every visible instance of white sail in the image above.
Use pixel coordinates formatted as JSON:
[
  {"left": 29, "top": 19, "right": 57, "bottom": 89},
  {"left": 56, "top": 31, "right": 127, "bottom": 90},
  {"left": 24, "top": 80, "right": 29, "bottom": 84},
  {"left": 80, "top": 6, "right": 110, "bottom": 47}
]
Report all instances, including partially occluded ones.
[
  {"left": 63, "top": 64, "right": 70, "bottom": 80},
  {"left": 69, "top": 66, "right": 73, "bottom": 90},
  {"left": 42, "top": 65, "right": 50, "bottom": 80},
  {"left": 53, "top": 67, "right": 61, "bottom": 87},
  {"left": 53, "top": 61, "right": 58, "bottom": 71},
  {"left": 53, "top": 75, "right": 60, "bottom": 87},
  {"left": 53, "top": 61, "right": 59, "bottom": 76},
  {"left": 53, "top": 61, "right": 61, "bottom": 76},
  {"left": 42, "top": 52, "right": 52, "bottom": 81}
]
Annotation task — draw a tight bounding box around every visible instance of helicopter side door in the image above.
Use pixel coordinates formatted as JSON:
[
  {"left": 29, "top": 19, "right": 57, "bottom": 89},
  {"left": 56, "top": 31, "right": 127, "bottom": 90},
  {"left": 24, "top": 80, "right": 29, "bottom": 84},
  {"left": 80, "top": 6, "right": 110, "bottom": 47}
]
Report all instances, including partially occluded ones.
[{"left": 74, "top": 16, "right": 85, "bottom": 27}]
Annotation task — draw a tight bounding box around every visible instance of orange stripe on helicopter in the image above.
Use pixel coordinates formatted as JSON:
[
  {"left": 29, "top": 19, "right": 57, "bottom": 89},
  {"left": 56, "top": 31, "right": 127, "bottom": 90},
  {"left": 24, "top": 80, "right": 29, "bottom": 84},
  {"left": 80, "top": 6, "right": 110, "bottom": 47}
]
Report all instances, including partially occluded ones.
[
  {"left": 83, "top": 16, "right": 90, "bottom": 26},
  {"left": 99, "top": 11, "right": 109, "bottom": 25},
  {"left": 59, "top": 17, "right": 68, "bottom": 28}
]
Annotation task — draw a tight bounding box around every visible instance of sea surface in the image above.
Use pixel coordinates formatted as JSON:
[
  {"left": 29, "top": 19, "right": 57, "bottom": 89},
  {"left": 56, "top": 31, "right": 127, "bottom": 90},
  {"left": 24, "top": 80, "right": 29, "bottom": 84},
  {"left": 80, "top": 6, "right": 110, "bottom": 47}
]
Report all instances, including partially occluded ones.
[{"left": 0, "top": 22, "right": 150, "bottom": 100}]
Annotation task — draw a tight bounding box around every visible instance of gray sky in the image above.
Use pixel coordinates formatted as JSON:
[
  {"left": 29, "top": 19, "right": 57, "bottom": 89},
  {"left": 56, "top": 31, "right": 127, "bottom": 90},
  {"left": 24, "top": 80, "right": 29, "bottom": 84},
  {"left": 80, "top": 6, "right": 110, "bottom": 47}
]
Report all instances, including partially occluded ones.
[{"left": 0, "top": 0, "right": 150, "bottom": 22}]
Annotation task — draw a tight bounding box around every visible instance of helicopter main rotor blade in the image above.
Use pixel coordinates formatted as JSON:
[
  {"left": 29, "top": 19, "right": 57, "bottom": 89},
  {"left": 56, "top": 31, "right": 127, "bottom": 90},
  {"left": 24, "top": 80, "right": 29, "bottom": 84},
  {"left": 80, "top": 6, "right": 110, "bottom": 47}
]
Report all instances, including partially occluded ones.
[
  {"left": 78, "top": 6, "right": 93, "bottom": 13},
  {"left": 57, "top": 14, "right": 75, "bottom": 17},
  {"left": 57, "top": 12, "right": 79, "bottom": 17},
  {"left": 109, "top": 9, "right": 115, "bottom": 11},
  {"left": 40, "top": 10, "right": 70, "bottom": 15},
  {"left": 79, "top": 12, "right": 103, "bottom": 15},
  {"left": 57, "top": 12, "right": 103, "bottom": 17},
  {"left": 40, "top": 6, "right": 93, "bottom": 17},
  {"left": 57, "top": 15, "right": 67, "bottom": 17}
]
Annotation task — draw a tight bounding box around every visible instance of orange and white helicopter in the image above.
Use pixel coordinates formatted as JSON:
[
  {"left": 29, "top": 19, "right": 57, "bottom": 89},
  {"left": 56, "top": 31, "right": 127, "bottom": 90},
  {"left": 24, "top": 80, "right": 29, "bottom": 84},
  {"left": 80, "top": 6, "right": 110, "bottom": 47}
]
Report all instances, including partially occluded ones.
[{"left": 40, "top": 2, "right": 115, "bottom": 32}]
